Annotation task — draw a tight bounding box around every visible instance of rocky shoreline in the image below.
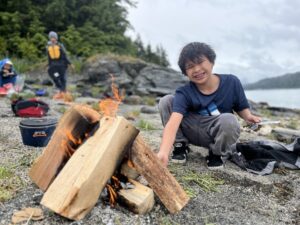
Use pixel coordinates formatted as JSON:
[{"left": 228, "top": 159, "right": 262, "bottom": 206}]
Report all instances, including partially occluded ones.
[
  {"left": 0, "top": 92, "right": 299, "bottom": 224},
  {"left": 1, "top": 56, "right": 300, "bottom": 224}
]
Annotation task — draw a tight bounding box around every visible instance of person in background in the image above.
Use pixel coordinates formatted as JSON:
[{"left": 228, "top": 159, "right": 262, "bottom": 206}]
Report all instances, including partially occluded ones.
[
  {"left": 46, "top": 31, "right": 73, "bottom": 99},
  {"left": 157, "top": 42, "right": 261, "bottom": 169},
  {"left": 0, "top": 58, "right": 18, "bottom": 87}
]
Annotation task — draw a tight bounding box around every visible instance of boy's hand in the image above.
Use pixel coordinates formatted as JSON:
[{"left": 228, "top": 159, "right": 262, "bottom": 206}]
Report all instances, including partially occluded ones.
[
  {"left": 156, "top": 151, "right": 169, "bottom": 167},
  {"left": 237, "top": 108, "right": 261, "bottom": 124},
  {"left": 246, "top": 114, "right": 261, "bottom": 124}
]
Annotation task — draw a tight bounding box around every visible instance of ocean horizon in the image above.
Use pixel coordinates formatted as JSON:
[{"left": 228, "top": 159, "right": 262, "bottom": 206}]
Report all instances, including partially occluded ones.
[{"left": 245, "top": 88, "right": 300, "bottom": 109}]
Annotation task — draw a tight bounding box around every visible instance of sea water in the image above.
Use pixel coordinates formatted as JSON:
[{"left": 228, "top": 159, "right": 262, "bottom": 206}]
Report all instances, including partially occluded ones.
[{"left": 245, "top": 88, "right": 300, "bottom": 109}]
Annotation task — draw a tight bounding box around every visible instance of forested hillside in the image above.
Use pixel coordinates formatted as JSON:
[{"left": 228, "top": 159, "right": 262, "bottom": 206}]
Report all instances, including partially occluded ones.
[
  {"left": 0, "top": 0, "right": 169, "bottom": 66},
  {"left": 244, "top": 72, "right": 300, "bottom": 90}
]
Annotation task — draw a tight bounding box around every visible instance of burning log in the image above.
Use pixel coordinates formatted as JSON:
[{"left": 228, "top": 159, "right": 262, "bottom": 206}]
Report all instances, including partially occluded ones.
[
  {"left": 130, "top": 134, "right": 190, "bottom": 214},
  {"left": 29, "top": 105, "right": 101, "bottom": 191},
  {"left": 118, "top": 179, "right": 154, "bottom": 214},
  {"left": 41, "top": 116, "right": 139, "bottom": 220}
]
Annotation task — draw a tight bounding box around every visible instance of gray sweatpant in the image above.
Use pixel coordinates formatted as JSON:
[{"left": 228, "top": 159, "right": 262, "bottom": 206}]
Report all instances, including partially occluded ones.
[{"left": 158, "top": 95, "right": 240, "bottom": 157}]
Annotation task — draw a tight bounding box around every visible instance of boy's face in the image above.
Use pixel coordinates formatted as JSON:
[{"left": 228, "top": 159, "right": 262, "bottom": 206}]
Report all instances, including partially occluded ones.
[{"left": 185, "top": 56, "right": 214, "bottom": 85}]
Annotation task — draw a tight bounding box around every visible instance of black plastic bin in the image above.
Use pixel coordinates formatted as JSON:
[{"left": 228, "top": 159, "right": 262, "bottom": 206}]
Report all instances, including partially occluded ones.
[{"left": 19, "top": 118, "right": 58, "bottom": 147}]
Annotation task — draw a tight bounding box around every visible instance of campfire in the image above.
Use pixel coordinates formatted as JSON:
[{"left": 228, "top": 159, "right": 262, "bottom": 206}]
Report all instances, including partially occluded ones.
[
  {"left": 29, "top": 77, "right": 189, "bottom": 220},
  {"left": 99, "top": 74, "right": 124, "bottom": 118}
]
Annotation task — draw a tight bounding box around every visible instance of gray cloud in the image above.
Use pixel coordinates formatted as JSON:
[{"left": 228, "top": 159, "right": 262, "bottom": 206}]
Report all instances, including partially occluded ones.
[{"left": 126, "top": 0, "right": 300, "bottom": 83}]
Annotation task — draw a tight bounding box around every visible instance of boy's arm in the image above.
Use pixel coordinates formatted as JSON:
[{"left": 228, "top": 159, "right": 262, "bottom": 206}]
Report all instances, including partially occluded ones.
[
  {"left": 233, "top": 77, "right": 261, "bottom": 124},
  {"left": 157, "top": 112, "right": 183, "bottom": 166},
  {"left": 237, "top": 108, "right": 261, "bottom": 123}
]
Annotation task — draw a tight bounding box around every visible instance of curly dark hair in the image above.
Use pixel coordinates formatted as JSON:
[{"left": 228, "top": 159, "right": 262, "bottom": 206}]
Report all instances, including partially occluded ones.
[{"left": 178, "top": 42, "right": 216, "bottom": 75}]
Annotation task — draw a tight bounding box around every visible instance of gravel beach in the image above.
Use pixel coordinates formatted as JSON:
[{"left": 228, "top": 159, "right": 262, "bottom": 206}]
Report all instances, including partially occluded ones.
[{"left": 0, "top": 96, "right": 299, "bottom": 225}]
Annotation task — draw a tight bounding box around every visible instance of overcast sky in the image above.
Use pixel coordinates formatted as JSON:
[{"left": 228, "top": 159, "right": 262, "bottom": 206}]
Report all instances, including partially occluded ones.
[{"left": 126, "top": 0, "right": 300, "bottom": 83}]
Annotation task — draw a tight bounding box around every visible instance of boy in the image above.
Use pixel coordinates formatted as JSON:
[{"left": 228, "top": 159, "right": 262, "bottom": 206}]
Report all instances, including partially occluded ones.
[
  {"left": 0, "top": 58, "right": 17, "bottom": 87},
  {"left": 46, "top": 31, "right": 72, "bottom": 99},
  {"left": 157, "top": 42, "right": 261, "bottom": 169}
]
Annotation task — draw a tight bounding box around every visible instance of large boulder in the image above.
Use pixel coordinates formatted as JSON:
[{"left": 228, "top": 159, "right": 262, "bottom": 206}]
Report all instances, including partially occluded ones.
[
  {"left": 85, "top": 58, "right": 122, "bottom": 82},
  {"left": 81, "top": 55, "right": 188, "bottom": 96},
  {"left": 135, "top": 65, "right": 188, "bottom": 96}
]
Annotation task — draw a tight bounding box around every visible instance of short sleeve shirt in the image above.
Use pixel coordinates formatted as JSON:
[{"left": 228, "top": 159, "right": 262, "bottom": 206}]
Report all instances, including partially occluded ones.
[{"left": 172, "top": 74, "right": 249, "bottom": 116}]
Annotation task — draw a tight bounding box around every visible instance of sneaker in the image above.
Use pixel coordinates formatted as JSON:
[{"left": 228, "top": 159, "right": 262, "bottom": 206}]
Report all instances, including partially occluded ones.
[
  {"left": 206, "top": 153, "right": 224, "bottom": 170},
  {"left": 171, "top": 142, "right": 190, "bottom": 164}
]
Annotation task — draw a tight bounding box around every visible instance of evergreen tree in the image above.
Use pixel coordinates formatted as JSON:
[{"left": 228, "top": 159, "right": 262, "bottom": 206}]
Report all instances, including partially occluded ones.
[
  {"left": 157, "top": 45, "right": 169, "bottom": 67},
  {"left": 0, "top": 0, "right": 170, "bottom": 67}
]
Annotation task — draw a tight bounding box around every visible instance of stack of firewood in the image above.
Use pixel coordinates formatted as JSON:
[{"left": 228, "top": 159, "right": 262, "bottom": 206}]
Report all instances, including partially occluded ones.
[{"left": 29, "top": 105, "right": 189, "bottom": 220}]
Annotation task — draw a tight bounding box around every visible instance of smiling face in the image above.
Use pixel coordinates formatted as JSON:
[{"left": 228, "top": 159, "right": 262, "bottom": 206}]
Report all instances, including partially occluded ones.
[{"left": 185, "top": 57, "right": 214, "bottom": 85}]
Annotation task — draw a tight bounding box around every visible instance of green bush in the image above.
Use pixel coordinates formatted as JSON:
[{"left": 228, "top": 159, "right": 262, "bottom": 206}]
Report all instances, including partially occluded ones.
[
  {"left": 18, "top": 40, "right": 39, "bottom": 61},
  {"left": 31, "top": 33, "right": 48, "bottom": 53},
  {"left": 0, "top": 37, "right": 7, "bottom": 53}
]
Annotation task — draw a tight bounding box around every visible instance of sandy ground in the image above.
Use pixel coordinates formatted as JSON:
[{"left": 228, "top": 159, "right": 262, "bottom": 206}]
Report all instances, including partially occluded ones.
[{"left": 0, "top": 97, "right": 299, "bottom": 225}]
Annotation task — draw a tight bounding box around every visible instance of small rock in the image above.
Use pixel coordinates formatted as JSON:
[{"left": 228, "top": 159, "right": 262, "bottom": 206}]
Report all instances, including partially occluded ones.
[
  {"left": 80, "top": 90, "right": 93, "bottom": 97},
  {"left": 41, "top": 79, "right": 53, "bottom": 86},
  {"left": 140, "top": 106, "right": 158, "bottom": 114},
  {"left": 124, "top": 95, "right": 142, "bottom": 105},
  {"left": 258, "top": 125, "right": 272, "bottom": 136},
  {"left": 25, "top": 78, "right": 39, "bottom": 85},
  {"left": 32, "top": 193, "right": 43, "bottom": 204}
]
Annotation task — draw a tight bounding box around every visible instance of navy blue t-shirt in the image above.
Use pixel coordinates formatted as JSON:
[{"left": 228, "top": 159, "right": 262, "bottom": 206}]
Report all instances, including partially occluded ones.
[{"left": 173, "top": 74, "right": 249, "bottom": 116}]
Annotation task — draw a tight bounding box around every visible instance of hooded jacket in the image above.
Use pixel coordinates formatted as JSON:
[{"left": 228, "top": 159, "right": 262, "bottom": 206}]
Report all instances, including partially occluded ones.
[{"left": 0, "top": 58, "right": 17, "bottom": 78}]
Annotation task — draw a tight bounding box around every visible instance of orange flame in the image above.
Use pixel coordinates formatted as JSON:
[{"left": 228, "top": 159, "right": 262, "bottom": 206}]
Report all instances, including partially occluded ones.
[
  {"left": 66, "top": 130, "right": 82, "bottom": 145},
  {"left": 106, "top": 175, "right": 123, "bottom": 207},
  {"left": 61, "top": 139, "right": 75, "bottom": 157},
  {"left": 106, "top": 184, "right": 118, "bottom": 207},
  {"left": 60, "top": 130, "right": 85, "bottom": 157},
  {"left": 99, "top": 74, "right": 124, "bottom": 117}
]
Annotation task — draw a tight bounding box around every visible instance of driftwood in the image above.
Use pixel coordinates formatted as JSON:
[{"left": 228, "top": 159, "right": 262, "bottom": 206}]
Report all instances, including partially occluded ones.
[
  {"left": 272, "top": 127, "right": 300, "bottom": 138},
  {"left": 130, "top": 134, "right": 189, "bottom": 214}
]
